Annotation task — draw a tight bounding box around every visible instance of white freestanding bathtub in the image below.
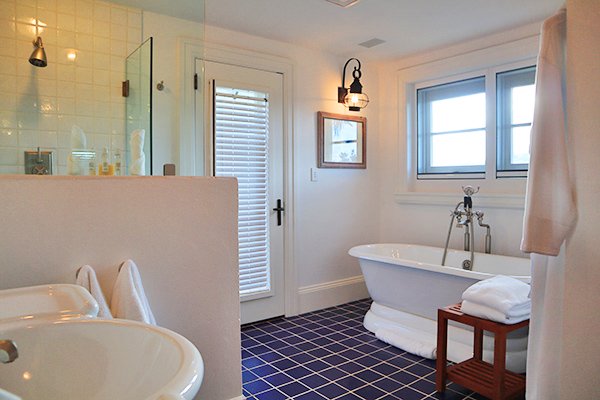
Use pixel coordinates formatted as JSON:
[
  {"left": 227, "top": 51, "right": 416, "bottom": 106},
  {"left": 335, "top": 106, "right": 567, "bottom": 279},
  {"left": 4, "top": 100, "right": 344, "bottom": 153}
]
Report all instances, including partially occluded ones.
[{"left": 349, "top": 243, "right": 531, "bottom": 373}]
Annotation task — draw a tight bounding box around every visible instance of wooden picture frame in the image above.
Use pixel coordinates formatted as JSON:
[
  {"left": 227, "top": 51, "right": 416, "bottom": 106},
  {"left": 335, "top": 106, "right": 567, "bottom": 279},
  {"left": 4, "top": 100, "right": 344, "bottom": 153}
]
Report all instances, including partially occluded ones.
[{"left": 317, "top": 111, "right": 367, "bottom": 169}]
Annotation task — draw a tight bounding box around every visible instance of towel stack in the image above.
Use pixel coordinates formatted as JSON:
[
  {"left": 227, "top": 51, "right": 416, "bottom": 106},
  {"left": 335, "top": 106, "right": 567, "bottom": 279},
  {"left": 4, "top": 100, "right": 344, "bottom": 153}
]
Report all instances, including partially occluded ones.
[{"left": 461, "top": 275, "right": 531, "bottom": 324}]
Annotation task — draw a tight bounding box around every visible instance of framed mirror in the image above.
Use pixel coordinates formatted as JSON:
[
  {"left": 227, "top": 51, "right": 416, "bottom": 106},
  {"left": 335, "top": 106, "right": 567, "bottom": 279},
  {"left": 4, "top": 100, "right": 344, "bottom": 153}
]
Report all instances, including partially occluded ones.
[{"left": 317, "top": 111, "right": 366, "bottom": 169}]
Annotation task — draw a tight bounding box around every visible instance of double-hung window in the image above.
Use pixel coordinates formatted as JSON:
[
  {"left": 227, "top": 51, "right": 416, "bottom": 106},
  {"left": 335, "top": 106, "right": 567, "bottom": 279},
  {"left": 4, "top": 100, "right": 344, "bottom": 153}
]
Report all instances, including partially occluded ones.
[{"left": 416, "top": 65, "right": 536, "bottom": 179}]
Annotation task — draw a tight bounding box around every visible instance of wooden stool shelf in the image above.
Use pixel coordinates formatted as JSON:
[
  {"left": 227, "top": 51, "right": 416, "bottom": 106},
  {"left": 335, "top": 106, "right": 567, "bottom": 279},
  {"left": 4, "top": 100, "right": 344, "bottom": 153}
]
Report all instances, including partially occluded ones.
[{"left": 436, "top": 303, "right": 529, "bottom": 400}]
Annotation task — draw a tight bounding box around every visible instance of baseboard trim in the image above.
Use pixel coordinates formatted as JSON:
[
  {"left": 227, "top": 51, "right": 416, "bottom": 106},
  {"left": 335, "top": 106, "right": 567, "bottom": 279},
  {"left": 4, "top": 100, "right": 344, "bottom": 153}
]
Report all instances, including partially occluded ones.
[{"left": 297, "top": 275, "right": 369, "bottom": 314}]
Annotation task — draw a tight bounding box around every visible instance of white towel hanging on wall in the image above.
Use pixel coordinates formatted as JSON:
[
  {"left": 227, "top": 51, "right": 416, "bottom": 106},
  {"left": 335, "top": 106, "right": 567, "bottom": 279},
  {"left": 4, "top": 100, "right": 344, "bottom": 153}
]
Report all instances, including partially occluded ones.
[
  {"left": 110, "top": 259, "right": 156, "bottom": 325},
  {"left": 75, "top": 265, "right": 113, "bottom": 319}
]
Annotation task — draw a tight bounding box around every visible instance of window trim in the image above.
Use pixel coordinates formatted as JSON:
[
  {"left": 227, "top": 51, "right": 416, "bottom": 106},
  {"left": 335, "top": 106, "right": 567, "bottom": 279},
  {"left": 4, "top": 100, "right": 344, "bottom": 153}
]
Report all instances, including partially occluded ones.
[{"left": 410, "top": 59, "right": 537, "bottom": 183}]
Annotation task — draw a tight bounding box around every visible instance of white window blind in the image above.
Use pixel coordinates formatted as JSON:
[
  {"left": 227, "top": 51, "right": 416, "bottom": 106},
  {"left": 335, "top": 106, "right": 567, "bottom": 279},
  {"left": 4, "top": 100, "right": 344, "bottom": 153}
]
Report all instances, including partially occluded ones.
[{"left": 213, "top": 86, "right": 271, "bottom": 298}]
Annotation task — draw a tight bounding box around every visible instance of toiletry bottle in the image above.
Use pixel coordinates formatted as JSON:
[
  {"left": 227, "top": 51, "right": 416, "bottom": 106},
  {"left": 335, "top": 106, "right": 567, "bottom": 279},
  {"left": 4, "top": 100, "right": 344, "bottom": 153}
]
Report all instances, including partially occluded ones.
[
  {"left": 99, "top": 147, "right": 112, "bottom": 176},
  {"left": 88, "top": 148, "right": 96, "bottom": 176},
  {"left": 114, "top": 149, "right": 122, "bottom": 176}
]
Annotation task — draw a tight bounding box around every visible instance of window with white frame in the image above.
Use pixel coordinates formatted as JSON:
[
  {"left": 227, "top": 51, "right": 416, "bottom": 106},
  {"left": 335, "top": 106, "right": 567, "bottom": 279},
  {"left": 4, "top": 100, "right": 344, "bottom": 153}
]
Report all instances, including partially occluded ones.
[
  {"left": 496, "top": 66, "right": 536, "bottom": 176},
  {"left": 416, "top": 65, "right": 536, "bottom": 179}
]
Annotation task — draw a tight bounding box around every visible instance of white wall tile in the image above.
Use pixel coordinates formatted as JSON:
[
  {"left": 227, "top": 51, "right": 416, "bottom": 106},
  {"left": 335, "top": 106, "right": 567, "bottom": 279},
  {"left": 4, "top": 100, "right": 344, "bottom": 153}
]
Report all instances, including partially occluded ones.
[
  {"left": 0, "top": 0, "right": 142, "bottom": 173},
  {"left": 38, "top": 0, "right": 58, "bottom": 11},
  {"left": 0, "top": 129, "right": 17, "bottom": 146},
  {"left": 0, "top": 3, "right": 16, "bottom": 22},
  {"left": 93, "top": 3, "right": 110, "bottom": 22},
  {"left": 18, "top": 130, "right": 38, "bottom": 147},
  {"left": 75, "top": 0, "right": 93, "bottom": 19},
  {"left": 57, "top": 13, "right": 75, "bottom": 31},
  {"left": 0, "top": 147, "right": 18, "bottom": 165},
  {"left": 110, "top": 6, "right": 127, "bottom": 26}
]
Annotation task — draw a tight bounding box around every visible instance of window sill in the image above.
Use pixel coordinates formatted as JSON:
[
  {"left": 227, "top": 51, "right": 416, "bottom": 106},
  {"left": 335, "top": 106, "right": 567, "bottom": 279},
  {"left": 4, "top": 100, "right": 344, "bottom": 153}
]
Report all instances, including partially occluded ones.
[{"left": 394, "top": 191, "right": 525, "bottom": 209}]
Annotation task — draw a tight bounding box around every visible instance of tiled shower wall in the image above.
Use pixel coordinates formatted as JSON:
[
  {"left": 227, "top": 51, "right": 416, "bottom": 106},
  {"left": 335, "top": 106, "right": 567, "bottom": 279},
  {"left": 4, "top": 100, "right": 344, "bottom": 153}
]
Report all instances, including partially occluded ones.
[{"left": 0, "top": 0, "right": 141, "bottom": 174}]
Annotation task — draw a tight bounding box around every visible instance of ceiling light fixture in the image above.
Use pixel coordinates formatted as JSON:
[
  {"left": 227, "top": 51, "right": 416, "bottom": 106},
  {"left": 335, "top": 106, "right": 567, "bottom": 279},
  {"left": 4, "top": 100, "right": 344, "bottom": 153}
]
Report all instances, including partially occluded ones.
[{"left": 338, "top": 58, "right": 369, "bottom": 112}]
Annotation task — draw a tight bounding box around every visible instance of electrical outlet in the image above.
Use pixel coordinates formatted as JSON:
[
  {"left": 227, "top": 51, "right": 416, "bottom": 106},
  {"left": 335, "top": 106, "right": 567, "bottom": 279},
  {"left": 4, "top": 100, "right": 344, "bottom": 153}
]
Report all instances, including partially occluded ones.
[{"left": 310, "top": 168, "right": 318, "bottom": 182}]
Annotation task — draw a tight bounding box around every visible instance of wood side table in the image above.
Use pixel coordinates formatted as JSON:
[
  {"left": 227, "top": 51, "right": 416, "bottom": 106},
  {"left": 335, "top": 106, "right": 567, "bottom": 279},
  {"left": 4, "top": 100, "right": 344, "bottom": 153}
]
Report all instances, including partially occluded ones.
[{"left": 436, "top": 303, "right": 528, "bottom": 400}]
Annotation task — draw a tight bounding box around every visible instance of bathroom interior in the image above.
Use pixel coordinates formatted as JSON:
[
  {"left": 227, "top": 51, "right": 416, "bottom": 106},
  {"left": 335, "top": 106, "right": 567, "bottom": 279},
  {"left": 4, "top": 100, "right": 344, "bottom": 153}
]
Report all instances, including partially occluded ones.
[{"left": 0, "top": 0, "right": 599, "bottom": 399}]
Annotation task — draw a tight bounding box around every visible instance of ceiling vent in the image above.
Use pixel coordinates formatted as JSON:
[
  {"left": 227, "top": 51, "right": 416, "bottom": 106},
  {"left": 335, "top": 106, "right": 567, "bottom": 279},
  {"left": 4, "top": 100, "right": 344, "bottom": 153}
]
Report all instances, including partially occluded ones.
[
  {"left": 359, "top": 38, "right": 386, "bottom": 48},
  {"left": 325, "top": 0, "right": 360, "bottom": 8}
]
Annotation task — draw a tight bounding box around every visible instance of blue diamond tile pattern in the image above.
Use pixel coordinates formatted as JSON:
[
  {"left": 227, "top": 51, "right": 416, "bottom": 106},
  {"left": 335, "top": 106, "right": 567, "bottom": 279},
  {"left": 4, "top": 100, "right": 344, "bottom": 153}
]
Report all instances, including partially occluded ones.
[{"left": 241, "top": 299, "right": 484, "bottom": 399}]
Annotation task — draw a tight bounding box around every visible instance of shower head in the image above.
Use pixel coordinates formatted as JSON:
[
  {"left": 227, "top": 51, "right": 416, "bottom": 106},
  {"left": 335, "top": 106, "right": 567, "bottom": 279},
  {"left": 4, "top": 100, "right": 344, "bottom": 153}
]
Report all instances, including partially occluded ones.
[{"left": 29, "top": 36, "right": 47, "bottom": 68}]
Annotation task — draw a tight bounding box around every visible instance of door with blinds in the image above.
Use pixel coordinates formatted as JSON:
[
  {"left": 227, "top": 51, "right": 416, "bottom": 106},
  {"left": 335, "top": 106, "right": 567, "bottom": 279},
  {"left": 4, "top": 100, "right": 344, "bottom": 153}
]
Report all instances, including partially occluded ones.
[{"left": 202, "top": 60, "right": 284, "bottom": 324}]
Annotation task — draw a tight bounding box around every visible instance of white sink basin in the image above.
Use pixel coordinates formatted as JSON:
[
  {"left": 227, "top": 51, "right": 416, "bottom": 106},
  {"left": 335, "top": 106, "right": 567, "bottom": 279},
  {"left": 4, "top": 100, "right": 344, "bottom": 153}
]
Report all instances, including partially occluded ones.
[
  {"left": 0, "top": 319, "right": 203, "bottom": 400},
  {"left": 0, "top": 284, "right": 98, "bottom": 322}
]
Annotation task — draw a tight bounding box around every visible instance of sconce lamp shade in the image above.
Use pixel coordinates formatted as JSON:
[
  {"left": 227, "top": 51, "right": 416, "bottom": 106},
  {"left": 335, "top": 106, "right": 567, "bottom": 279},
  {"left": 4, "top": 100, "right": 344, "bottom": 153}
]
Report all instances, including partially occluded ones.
[
  {"left": 337, "top": 58, "right": 368, "bottom": 111},
  {"left": 29, "top": 36, "right": 47, "bottom": 68}
]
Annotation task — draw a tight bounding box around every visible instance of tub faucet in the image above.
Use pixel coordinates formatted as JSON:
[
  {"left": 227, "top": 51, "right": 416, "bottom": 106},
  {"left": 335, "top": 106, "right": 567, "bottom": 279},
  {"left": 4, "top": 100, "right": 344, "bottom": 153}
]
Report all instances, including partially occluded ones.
[
  {"left": 476, "top": 211, "right": 492, "bottom": 254},
  {"left": 0, "top": 340, "right": 18, "bottom": 363},
  {"left": 441, "top": 186, "right": 493, "bottom": 269}
]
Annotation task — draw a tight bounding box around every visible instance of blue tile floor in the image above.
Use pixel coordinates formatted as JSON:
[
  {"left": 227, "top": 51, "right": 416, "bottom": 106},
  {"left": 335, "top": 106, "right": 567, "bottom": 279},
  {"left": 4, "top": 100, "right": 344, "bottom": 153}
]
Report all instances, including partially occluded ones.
[{"left": 241, "top": 299, "right": 485, "bottom": 400}]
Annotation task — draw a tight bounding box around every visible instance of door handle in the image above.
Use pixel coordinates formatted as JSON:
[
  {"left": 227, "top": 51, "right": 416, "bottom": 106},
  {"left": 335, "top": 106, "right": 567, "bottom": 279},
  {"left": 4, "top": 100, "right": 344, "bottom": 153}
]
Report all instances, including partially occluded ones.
[{"left": 272, "top": 199, "right": 285, "bottom": 226}]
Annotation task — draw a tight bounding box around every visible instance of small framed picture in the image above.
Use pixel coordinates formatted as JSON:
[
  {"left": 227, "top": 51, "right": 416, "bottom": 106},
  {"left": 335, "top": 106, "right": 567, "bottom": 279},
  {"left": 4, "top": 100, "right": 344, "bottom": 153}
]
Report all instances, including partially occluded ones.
[{"left": 317, "top": 111, "right": 367, "bottom": 169}]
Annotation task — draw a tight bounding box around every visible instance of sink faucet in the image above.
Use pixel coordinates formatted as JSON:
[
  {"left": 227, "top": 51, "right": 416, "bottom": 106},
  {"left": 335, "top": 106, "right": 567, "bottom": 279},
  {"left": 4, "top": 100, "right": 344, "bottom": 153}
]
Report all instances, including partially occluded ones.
[{"left": 0, "top": 340, "right": 18, "bottom": 363}]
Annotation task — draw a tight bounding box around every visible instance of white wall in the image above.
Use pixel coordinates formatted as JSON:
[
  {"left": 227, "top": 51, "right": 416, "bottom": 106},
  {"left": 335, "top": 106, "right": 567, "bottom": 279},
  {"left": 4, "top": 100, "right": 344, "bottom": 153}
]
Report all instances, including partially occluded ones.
[
  {"left": 561, "top": 0, "right": 600, "bottom": 397},
  {"left": 374, "top": 25, "right": 542, "bottom": 258},
  {"left": 0, "top": 176, "right": 241, "bottom": 400}
]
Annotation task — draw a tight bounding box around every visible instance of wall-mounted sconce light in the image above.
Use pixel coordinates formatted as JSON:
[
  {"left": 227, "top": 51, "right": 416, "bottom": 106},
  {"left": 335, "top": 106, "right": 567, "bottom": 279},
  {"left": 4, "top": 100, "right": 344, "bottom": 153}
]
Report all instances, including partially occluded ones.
[
  {"left": 337, "top": 58, "right": 369, "bottom": 111},
  {"left": 29, "top": 36, "right": 47, "bottom": 67}
]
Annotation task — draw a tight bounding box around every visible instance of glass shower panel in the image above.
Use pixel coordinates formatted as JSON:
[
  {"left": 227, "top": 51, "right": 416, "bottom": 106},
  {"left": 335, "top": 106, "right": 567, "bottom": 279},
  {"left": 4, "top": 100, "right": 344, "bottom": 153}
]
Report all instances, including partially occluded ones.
[{"left": 125, "top": 38, "right": 153, "bottom": 176}]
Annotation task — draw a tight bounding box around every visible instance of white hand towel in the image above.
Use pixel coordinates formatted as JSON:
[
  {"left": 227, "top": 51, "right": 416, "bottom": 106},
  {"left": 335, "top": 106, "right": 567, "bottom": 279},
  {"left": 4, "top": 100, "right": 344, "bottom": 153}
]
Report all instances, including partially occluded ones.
[
  {"left": 461, "top": 300, "right": 530, "bottom": 325},
  {"left": 67, "top": 125, "right": 88, "bottom": 175},
  {"left": 111, "top": 259, "right": 156, "bottom": 325},
  {"left": 462, "top": 275, "right": 531, "bottom": 316},
  {"left": 129, "top": 129, "right": 146, "bottom": 176},
  {"left": 75, "top": 265, "right": 113, "bottom": 319},
  {"left": 375, "top": 327, "right": 437, "bottom": 360}
]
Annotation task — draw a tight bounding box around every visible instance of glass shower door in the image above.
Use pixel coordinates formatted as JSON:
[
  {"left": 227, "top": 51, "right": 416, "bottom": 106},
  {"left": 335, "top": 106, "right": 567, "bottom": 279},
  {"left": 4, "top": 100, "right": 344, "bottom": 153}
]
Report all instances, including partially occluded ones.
[{"left": 125, "top": 37, "right": 152, "bottom": 176}]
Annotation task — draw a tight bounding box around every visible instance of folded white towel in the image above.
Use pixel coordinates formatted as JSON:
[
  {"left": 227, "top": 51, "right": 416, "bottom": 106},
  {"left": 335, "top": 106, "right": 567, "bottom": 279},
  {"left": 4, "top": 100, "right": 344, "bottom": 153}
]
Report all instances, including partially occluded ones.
[
  {"left": 75, "top": 265, "right": 113, "bottom": 319},
  {"left": 461, "top": 300, "right": 530, "bottom": 325},
  {"left": 462, "top": 275, "right": 531, "bottom": 317},
  {"left": 111, "top": 259, "right": 156, "bottom": 325},
  {"left": 376, "top": 327, "right": 437, "bottom": 359}
]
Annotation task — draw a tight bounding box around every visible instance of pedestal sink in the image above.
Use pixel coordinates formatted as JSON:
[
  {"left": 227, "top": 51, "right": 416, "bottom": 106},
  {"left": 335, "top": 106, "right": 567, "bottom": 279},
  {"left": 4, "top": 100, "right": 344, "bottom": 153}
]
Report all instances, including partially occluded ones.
[{"left": 0, "top": 318, "right": 203, "bottom": 400}]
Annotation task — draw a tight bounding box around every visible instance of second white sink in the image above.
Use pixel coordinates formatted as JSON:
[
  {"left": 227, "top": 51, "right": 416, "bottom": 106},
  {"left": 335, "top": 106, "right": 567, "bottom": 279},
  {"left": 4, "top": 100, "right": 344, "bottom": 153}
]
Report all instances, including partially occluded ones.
[{"left": 0, "top": 284, "right": 98, "bottom": 322}]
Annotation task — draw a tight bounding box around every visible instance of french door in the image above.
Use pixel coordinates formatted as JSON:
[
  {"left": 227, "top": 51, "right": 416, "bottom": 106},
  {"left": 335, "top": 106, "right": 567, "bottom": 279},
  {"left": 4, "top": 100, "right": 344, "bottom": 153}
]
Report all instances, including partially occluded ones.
[{"left": 201, "top": 60, "right": 285, "bottom": 324}]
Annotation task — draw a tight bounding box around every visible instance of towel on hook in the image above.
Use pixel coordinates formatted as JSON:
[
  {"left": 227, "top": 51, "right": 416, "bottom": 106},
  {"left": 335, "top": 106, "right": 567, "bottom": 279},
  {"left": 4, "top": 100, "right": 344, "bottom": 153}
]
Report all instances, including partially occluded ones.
[
  {"left": 110, "top": 259, "right": 156, "bottom": 325},
  {"left": 75, "top": 265, "right": 113, "bottom": 319}
]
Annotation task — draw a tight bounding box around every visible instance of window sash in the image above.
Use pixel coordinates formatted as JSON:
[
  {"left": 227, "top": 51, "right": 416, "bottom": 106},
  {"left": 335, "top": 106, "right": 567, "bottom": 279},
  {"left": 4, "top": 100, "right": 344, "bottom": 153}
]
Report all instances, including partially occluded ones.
[
  {"left": 496, "top": 66, "right": 536, "bottom": 174},
  {"left": 417, "top": 76, "right": 486, "bottom": 175}
]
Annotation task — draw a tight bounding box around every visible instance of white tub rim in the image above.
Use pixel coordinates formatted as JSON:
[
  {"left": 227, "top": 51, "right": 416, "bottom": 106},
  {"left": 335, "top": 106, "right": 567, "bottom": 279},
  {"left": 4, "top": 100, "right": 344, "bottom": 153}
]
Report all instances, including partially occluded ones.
[{"left": 349, "top": 243, "right": 530, "bottom": 282}]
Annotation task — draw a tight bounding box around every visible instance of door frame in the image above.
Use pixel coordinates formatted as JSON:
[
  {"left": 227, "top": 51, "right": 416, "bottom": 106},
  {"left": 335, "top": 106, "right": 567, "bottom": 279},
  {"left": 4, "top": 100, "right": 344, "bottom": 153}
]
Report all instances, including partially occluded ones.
[{"left": 180, "top": 39, "right": 298, "bottom": 318}]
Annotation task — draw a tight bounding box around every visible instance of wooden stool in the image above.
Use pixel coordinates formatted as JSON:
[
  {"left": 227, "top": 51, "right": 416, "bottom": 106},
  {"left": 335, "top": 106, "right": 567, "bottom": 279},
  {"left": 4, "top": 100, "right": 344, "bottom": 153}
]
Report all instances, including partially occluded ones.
[{"left": 436, "top": 303, "right": 528, "bottom": 400}]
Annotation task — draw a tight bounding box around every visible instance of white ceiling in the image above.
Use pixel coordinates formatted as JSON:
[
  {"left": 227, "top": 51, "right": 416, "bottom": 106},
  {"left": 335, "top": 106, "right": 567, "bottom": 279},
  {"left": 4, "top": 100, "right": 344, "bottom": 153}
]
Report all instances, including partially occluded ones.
[{"left": 117, "top": 0, "right": 564, "bottom": 60}]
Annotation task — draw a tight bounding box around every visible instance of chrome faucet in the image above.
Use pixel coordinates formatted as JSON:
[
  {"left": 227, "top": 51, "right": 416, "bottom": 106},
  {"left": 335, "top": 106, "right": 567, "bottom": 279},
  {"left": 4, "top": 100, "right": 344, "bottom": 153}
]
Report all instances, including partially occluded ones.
[
  {"left": 0, "top": 340, "right": 18, "bottom": 363},
  {"left": 441, "top": 186, "right": 492, "bottom": 270}
]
